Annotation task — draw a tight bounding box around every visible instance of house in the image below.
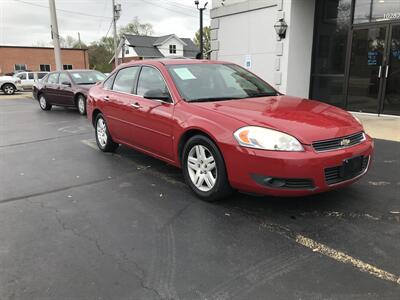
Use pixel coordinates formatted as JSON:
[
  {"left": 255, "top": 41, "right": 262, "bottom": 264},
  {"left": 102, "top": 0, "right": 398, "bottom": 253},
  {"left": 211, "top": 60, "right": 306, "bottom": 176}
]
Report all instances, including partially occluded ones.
[
  {"left": 114, "top": 34, "right": 199, "bottom": 63},
  {"left": 0, "top": 45, "right": 89, "bottom": 75},
  {"left": 210, "top": 0, "right": 400, "bottom": 116}
]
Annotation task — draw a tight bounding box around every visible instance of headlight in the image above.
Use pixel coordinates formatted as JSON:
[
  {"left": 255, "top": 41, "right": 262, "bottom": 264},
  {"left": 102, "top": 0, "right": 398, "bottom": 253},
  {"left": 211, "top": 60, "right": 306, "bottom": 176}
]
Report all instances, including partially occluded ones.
[{"left": 234, "top": 126, "right": 304, "bottom": 151}]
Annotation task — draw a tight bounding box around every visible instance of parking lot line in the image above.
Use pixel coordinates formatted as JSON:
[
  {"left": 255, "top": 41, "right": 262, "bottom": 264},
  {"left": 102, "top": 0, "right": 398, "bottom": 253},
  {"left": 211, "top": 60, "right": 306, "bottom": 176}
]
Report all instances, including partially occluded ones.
[{"left": 260, "top": 222, "right": 400, "bottom": 286}]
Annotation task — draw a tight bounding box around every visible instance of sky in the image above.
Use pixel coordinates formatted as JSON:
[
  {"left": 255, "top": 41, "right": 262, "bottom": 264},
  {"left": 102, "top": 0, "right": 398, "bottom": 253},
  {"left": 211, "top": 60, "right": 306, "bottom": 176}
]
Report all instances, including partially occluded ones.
[{"left": 0, "top": 0, "right": 211, "bottom": 46}]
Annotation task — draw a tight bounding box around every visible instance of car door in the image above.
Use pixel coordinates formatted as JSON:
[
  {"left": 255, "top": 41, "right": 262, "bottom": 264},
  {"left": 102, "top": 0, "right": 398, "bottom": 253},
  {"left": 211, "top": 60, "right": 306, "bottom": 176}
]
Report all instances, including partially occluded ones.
[
  {"left": 26, "top": 72, "right": 35, "bottom": 90},
  {"left": 44, "top": 72, "right": 60, "bottom": 104},
  {"left": 101, "top": 66, "right": 141, "bottom": 145},
  {"left": 15, "top": 73, "right": 28, "bottom": 90},
  {"left": 57, "top": 72, "right": 75, "bottom": 106},
  {"left": 132, "top": 66, "right": 175, "bottom": 159}
]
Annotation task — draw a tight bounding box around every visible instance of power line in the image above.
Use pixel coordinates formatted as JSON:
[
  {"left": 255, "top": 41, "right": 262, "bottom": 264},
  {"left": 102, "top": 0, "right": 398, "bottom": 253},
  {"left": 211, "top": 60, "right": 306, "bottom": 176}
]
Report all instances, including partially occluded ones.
[
  {"left": 13, "top": 0, "right": 113, "bottom": 19},
  {"left": 137, "top": 0, "right": 209, "bottom": 19}
]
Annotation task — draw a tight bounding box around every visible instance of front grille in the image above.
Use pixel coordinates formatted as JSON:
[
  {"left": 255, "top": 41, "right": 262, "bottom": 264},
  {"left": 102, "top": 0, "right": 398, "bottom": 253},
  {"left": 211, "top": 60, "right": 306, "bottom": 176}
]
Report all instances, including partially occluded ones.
[
  {"left": 313, "top": 132, "right": 365, "bottom": 152},
  {"left": 325, "top": 156, "right": 369, "bottom": 185},
  {"left": 282, "top": 179, "right": 315, "bottom": 190},
  {"left": 251, "top": 174, "right": 315, "bottom": 190}
]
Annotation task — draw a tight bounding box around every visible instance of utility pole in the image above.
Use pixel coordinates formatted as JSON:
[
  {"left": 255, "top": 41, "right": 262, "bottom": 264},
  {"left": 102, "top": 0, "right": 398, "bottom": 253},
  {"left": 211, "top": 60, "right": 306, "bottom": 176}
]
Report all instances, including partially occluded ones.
[
  {"left": 78, "top": 32, "right": 82, "bottom": 49},
  {"left": 112, "top": 0, "right": 121, "bottom": 68},
  {"left": 195, "top": 1, "right": 208, "bottom": 59},
  {"left": 49, "top": 0, "right": 62, "bottom": 70}
]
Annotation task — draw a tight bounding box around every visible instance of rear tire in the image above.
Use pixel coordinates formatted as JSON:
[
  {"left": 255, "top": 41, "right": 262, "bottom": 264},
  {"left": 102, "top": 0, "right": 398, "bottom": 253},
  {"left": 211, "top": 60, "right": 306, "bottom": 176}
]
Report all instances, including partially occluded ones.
[
  {"left": 77, "top": 95, "right": 87, "bottom": 115},
  {"left": 2, "top": 83, "right": 15, "bottom": 95},
  {"left": 95, "top": 113, "right": 119, "bottom": 152},
  {"left": 39, "top": 94, "right": 52, "bottom": 110},
  {"left": 182, "top": 135, "right": 233, "bottom": 202}
]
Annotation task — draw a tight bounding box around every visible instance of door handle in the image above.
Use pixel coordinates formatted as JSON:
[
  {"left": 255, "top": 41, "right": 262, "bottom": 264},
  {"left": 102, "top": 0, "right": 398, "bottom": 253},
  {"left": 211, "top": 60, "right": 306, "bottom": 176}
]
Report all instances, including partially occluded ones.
[
  {"left": 131, "top": 102, "right": 141, "bottom": 109},
  {"left": 385, "top": 65, "right": 390, "bottom": 78},
  {"left": 378, "top": 66, "right": 382, "bottom": 78},
  {"left": 102, "top": 96, "right": 110, "bottom": 101}
]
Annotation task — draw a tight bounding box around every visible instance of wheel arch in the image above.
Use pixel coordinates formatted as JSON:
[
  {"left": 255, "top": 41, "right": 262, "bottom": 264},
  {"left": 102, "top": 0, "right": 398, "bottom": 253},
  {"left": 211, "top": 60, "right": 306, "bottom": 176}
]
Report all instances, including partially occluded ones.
[
  {"left": 177, "top": 128, "right": 222, "bottom": 164},
  {"left": 92, "top": 108, "right": 103, "bottom": 127},
  {"left": 1, "top": 82, "right": 17, "bottom": 91},
  {"left": 74, "top": 92, "right": 86, "bottom": 105}
]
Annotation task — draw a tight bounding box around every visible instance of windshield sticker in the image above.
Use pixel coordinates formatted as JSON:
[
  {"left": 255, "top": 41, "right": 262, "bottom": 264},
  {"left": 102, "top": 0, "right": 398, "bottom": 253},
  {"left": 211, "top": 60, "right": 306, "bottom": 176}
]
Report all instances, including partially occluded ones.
[{"left": 173, "top": 68, "right": 196, "bottom": 80}]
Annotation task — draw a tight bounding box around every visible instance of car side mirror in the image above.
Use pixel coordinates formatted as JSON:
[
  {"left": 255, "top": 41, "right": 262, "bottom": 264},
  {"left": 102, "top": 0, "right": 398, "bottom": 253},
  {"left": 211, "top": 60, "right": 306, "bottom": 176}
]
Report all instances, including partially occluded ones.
[
  {"left": 143, "top": 88, "right": 171, "bottom": 102},
  {"left": 61, "top": 81, "right": 71, "bottom": 87}
]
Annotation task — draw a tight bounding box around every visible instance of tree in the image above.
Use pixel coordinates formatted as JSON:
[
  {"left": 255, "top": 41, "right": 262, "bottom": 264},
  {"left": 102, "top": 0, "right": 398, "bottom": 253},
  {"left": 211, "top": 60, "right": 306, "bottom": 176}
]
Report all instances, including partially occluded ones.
[
  {"left": 119, "top": 17, "right": 154, "bottom": 36},
  {"left": 59, "top": 35, "right": 87, "bottom": 49},
  {"left": 194, "top": 26, "right": 211, "bottom": 59},
  {"left": 88, "top": 42, "right": 113, "bottom": 73}
]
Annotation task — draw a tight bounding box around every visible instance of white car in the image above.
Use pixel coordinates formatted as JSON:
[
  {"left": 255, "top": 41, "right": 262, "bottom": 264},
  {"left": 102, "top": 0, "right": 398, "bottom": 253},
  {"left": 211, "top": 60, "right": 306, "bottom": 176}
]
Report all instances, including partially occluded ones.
[
  {"left": 14, "top": 71, "right": 48, "bottom": 91},
  {"left": 0, "top": 76, "right": 22, "bottom": 95}
]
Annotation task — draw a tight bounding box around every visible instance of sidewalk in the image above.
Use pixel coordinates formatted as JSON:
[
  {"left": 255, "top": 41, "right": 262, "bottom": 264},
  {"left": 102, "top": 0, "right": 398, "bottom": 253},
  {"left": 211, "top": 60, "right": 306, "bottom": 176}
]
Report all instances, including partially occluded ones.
[{"left": 352, "top": 112, "right": 400, "bottom": 142}]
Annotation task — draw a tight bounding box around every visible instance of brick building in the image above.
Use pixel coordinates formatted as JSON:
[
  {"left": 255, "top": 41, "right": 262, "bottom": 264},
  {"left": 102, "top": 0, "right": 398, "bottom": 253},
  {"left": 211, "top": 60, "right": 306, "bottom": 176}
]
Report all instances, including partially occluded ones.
[{"left": 0, "top": 45, "right": 89, "bottom": 75}]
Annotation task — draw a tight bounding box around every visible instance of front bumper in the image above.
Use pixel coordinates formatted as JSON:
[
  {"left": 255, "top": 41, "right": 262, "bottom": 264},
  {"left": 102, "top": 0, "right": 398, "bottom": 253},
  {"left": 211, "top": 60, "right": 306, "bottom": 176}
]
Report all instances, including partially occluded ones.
[{"left": 222, "top": 135, "right": 374, "bottom": 197}]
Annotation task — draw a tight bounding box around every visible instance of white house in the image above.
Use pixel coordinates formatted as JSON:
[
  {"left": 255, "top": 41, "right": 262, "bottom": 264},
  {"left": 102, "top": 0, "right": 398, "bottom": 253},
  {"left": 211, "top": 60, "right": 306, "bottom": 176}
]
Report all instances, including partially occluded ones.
[{"left": 115, "top": 34, "right": 199, "bottom": 62}]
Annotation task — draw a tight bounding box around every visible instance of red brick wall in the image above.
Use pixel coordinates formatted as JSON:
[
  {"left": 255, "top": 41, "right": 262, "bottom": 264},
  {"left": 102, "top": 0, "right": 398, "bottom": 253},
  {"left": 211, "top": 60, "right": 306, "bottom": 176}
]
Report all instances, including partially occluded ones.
[{"left": 0, "top": 47, "right": 89, "bottom": 75}]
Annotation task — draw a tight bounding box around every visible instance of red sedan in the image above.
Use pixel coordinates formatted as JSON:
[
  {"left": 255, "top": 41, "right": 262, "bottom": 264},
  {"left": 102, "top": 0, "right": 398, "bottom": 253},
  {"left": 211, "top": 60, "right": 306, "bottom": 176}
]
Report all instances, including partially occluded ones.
[{"left": 87, "top": 59, "right": 373, "bottom": 201}]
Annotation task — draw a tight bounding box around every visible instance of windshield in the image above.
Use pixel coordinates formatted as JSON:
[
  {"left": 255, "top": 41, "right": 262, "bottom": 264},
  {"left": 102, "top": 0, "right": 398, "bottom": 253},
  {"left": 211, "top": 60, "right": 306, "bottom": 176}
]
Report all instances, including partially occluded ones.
[
  {"left": 167, "top": 64, "right": 278, "bottom": 102},
  {"left": 69, "top": 71, "right": 106, "bottom": 85}
]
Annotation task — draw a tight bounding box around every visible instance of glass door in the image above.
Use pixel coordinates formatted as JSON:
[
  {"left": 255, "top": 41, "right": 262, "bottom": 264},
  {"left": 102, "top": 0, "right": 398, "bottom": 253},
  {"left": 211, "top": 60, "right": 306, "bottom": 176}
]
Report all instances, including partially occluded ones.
[
  {"left": 381, "top": 24, "right": 400, "bottom": 115},
  {"left": 346, "top": 26, "right": 388, "bottom": 113}
]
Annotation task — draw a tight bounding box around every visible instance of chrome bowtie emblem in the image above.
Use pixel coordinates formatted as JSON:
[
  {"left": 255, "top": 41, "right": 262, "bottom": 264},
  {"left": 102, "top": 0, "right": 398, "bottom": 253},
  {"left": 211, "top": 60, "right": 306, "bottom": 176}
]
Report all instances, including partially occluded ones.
[{"left": 340, "top": 138, "right": 351, "bottom": 146}]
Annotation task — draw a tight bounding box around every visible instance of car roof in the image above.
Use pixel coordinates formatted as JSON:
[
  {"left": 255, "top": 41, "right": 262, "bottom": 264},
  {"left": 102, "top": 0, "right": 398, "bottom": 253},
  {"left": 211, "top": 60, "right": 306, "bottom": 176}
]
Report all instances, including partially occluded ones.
[{"left": 120, "top": 59, "right": 232, "bottom": 68}]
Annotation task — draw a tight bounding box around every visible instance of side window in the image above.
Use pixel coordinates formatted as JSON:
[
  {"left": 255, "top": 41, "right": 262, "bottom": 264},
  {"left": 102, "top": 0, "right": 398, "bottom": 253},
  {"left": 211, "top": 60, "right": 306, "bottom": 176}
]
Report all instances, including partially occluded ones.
[
  {"left": 28, "top": 73, "right": 34, "bottom": 80},
  {"left": 16, "top": 73, "right": 26, "bottom": 80},
  {"left": 137, "top": 67, "right": 170, "bottom": 99},
  {"left": 59, "top": 73, "right": 70, "bottom": 84},
  {"left": 48, "top": 73, "right": 59, "bottom": 84},
  {"left": 103, "top": 74, "right": 116, "bottom": 90},
  {"left": 112, "top": 67, "right": 139, "bottom": 94},
  {"left": 38, "top": 73, "right": 47, "bottom": 79}
]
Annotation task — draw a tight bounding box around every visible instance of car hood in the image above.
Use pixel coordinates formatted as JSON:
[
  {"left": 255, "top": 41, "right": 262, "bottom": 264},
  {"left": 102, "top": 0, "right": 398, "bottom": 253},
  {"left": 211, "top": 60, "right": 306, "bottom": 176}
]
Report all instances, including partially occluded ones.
[
  {"left": 0, "top": 76, "right": 16, "bottom": 81},
  {"left": 192, "top": 96, "right": 363, "bottom": 144},
  {"left": 75, "top": 84, "right": 94, "bottom": 91}
]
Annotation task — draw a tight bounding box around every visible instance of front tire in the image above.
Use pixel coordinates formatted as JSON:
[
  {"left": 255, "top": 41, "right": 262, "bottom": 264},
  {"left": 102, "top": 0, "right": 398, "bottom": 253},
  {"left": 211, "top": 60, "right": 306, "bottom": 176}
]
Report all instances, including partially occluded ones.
[
  {"left": 2, "top": 83, "right": 16, "bottom": 95},
  {"left": 182, "top": 135, "right": 233, "bottom": 202},
  {"left": 39, "top": 94, "right": 52, "bottom": 110},
  {"left": 95, "top": 113, "right": 119, "bottom": 152},
  {"left": 77, "top": 95, "right": 87, "bottom": 115}
]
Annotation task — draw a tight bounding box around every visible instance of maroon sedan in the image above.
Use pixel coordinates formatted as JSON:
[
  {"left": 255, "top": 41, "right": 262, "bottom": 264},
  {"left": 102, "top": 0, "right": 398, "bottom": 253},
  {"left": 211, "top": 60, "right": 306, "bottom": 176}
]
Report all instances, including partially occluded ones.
[
  {"left": 33, "top": 70, "right": 106, "bottom": 115},
  {"left": 87, "top": 59, "right": 373, "bottom": 202}
]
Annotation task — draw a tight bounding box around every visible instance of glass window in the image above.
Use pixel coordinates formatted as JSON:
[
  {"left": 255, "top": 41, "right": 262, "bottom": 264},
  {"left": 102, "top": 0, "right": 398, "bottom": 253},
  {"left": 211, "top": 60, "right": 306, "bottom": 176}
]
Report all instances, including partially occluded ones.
[
  {"left": 15, "top": 73, "right": 26, "bottom": 80},
  {"left": 354, "top": 0, "right": 400, "bottom": 24},
  {"left": 168, "top": 64, "right": 277, "bottom": 102},
  {"left": 69, "top": 71, "right": 106, "bottom": 85},
  {"left": 63, "top": 64, "right": 73, "bottom": 70},
  {"left": 112, "top": 67, "right": 139, "bottom": 93},
  {"left": 14, "top": 64, "right": 26, "bottom": 71},
  {"left": 47, "top": 73, "right": 59, "bottom": 84},
  {"left": 137, "top": 67, "right": 169, "bottom": 98},
  {"left": 38, "top": 73, "right": 47, "bottom": 79},
  {"left": 310, "top": 0, "right": 352, "bottom": 107},
  {"left": 169, "top": 45, "right": 177, "bottom": 54},
  {"left": 40, "top": 64, "right": 51, "bottom": 72},
  {"left": 59, "top": 73, "right": 71, "bottom": 84},
  {"left": 103, "top": 74, "right": 116, "bottom": 90},
  {"left": 28, "top": 73, "right": 34, "bottom": 80}
]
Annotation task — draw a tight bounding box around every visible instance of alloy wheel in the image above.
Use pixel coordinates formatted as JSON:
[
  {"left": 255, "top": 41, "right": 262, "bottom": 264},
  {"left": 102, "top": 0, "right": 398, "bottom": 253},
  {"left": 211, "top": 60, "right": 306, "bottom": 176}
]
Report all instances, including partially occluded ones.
[
  {"left": 4, "top": 85, "right": 15, "bottom": 95},
  {"left": 39, "top": 96, "right": 47, "bottom": 109},
  {"left": 187, "top": 145, "right": 217, "bottom": 192},
  {"left": 96, "top": 118, "right": 108, "bottom": 148},
  {"left": 78, "top": 97, "right": 85, "bottom": 114}
]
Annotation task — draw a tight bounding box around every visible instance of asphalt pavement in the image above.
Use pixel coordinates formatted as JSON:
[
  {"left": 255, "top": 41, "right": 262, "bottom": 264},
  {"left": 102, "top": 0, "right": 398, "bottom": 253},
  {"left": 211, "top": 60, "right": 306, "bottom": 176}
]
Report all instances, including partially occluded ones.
[{"left": 0, "top": 95, "right": 399, "bottom": 300}]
